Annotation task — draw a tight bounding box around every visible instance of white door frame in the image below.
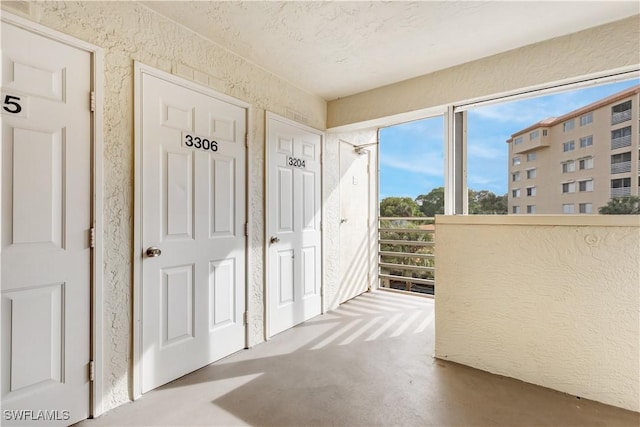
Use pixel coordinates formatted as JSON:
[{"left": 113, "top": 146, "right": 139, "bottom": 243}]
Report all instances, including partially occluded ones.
[
  {"left": 264, "top": 112, "right": 324, "bottom": 340},
  {"left": 132, "top": 62, "right": 251, "bottom": 399},
  {"left": 0, "top": 12, "right": 105, "bottom": 418}
]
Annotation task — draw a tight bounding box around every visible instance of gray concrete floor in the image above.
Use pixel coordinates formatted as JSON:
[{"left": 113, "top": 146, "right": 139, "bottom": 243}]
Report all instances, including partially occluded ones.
[{"left": 78, "top": 291, "right": 639, "bottom": 426}]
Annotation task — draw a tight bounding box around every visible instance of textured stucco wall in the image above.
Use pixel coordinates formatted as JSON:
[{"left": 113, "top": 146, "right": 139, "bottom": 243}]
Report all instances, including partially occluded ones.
[
  {"left": 1, "top": 1, "right": 326, "bottom": 412},
  {"left": 327, "top": 15, "right": 640, "bottom": 128},
  {"left": 434, "top": 215, "right": 640, "bottom": 412}
]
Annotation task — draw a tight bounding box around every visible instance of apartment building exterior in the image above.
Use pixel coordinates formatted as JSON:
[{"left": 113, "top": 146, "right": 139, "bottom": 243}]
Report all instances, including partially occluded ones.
[{"left": 507, "top": 85, "right": 640, "bottom": 214}]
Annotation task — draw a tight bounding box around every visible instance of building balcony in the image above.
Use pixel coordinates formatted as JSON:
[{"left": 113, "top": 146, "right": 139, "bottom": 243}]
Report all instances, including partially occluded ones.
[
  {"left": 611, "top": 135, "right": 632, "bottom": 150},
  {"left": 611, "top": 109, "right": 632, "bottom": 125},
  {"left": 611, "top": 161, "right": 632, "bottom": 174},
  {"left": 512, "top": 136, "right": 550, "bottom": 155},
  {"left": 611, "top": 187, "right": 632, "bottom": 198},
  {"left": 378, "top": 217, "right": 435, "bottom": 295}
]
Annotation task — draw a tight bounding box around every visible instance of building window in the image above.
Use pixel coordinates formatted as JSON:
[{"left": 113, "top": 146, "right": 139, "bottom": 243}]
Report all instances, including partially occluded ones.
[
  {"left": 542, "top": 129, "right": 548, "bottom": 136},
  {"left": 579, "top": 203, "right": 593, "bottom": 214},
  {"left": 527, "top": 152, "right": 537, "bottom": 162},
  {"left": 611, "top": 152, "right": 632, "bottom": 174},
  {"left": 611, "top": 177, "right": 631, "bottom": 188},
  {"left": 563, "top": 119, "right": 575, "bottom": 132},
  {"left": 579, "top": 112, "right": 593, "bottom": 126},
  {"left": 526, "top": 205, "right": 536, "bottom": 214},
  {"left": 512, "top": 156, "right": 521, "bottom": 166},
  {"left": 579, "top": 157, "right": 594, "bottom": 170},
  {"left": 611, "top": 177, "right": 631, "bottom": 197},
  {"left": 563, "top": 141, "right": 575, "bottom": 152},
  {"left": 578, "top": 179, "right": 594, "bottom": 192},
  {"left": 526, "top": 168, "right": 537, "bottom": 179},
  {"left": 526, "top": 187, "right": 536, "bottom": 197},
  {"left": 611, "top": 151, "right": 631, "bottom": 174},
  {"left": 512, "top": 206, "right": 520, "bottom": 214},
  {"left": 611, "top": 100, "right": 632, "bottom": 125},
  {"left": 530, "top": 130, "right": 539, "bottom": 140},
  {"left": 512, "top": 189, "right": 521, "bottom": 198},
  {"left": 562, "top": 182, "right": 576, "bottom": 193},
  {"left": 562, "top": 161, "right": 575, "bottom": 173},
  {"left": 562, "top": 204, "right": 575, "bottom": 214},
  {"left": 514, "top": 136, "right": 523, "bottom": 145},
  {"left": 611, "top": 126, "right": 632, "bottom": 150},
  {"left": 579, "top": 136, "right": 593, "bottom": 148},
  {"left": 512, "top": 171, "right": 521, "bottom": 182}
]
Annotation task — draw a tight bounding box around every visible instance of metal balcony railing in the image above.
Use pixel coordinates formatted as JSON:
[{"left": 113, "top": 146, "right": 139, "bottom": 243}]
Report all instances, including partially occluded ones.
[
  {"left": 611, "top": 187, "right": 632, "bottom": 198},
  {"left": 611, "top": 161, "right": 632, "bottom": 174},
  {"left": 379, "top": 217, "right": 435, "bottom": 295},
  {"left": 611, "top": 110, "right": 632, "bottom": 125},
  {"left": 611, "top": 135, "right": 631, "bottom": 150}
]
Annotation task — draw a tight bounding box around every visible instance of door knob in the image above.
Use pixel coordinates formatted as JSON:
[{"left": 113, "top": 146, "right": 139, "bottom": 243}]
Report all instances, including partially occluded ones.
[
  {"left": 269, "top": 236, "right": 280, "bottom": 244},
  {"left": 146, "top": 247, "right": 162, "bottom": 257}
]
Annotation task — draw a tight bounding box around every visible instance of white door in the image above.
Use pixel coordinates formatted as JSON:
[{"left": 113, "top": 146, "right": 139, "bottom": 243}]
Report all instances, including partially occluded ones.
[
  {"left": 139, "top": 69, "right": 246, "bottom": 393},
  {"left": 267, "top": 115, "right": 322, "bottom": 337},
  {"left": 1, "top": 21, "right": 91, "bottom": 425},
  {"left": 338, "top": 141, "right": 372, "bottom": 303}
]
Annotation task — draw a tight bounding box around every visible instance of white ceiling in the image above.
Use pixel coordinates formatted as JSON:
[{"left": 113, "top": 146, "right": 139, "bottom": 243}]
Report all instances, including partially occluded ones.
[{"left": 142, "top": 1, "right": 639, "bottom": 101}]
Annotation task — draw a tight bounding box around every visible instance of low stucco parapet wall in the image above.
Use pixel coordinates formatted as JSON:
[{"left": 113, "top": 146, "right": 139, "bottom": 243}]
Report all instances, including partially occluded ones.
[{"left": 434, "top": 215, "right": 640, "bottom": 412}]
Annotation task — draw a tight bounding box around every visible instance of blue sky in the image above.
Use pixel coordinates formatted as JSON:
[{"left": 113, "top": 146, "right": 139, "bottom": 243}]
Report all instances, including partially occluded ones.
[{"left": 379, "top": 78, "right": 639, "bottom": 200}]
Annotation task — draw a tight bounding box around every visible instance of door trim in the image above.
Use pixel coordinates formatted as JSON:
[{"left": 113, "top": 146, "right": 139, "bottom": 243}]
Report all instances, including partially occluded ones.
[
  {"left": 264, "top": 112, "right": 325, "bottom": 340},
  {"left": 132, "top": 62, "right": 250, "bottom": 399},
  {"left": 0, "top": 12, "right": 105, "bottom": 418}
]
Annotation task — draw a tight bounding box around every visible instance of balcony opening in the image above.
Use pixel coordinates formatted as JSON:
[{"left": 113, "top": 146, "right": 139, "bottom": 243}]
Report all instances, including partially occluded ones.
[
  {"left": 378, "top": 116, "right": 443, "bottom": 295},
  {"left": 611, "top": 100, "right": 632, "bottom": 125},
  {"left": 611, "top": 152, "right": 632, "bottom": 174},
  {"left": 611, "top": 177, "right": 632, "bottom": 198}
]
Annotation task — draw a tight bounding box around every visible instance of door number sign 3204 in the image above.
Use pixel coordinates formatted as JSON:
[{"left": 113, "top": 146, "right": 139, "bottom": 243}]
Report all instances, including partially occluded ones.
[
  {"left": 287, "top": 156, "right": 306, "bottom": 169},
  {"left": 182, "top": 132, "right": 219, "bottom": 152}
]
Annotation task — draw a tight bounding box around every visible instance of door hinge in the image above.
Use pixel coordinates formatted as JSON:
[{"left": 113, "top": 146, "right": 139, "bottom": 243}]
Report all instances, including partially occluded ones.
[
  {"left": 90, "top": 91, "right": 96, "bottom": 112},
  {"left": 243, "top": 311, "right": 248, "bottom": 326},
  {"left": 89, "top": 227, "right": 96, "bottom": 248},
  {"left": 245, "top": 133, "right": 248, "bottom": 148},
  {"left": 244, "top": 223, "right": 249, "bottom": 237},
  {"left": 89, "top": 360, "right": 95, "bottom": 382}
]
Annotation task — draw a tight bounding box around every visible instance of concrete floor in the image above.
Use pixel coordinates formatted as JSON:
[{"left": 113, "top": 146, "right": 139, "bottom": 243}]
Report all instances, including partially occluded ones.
[{"left": 78, "top": 291, "right": 639, "bottom": 427}]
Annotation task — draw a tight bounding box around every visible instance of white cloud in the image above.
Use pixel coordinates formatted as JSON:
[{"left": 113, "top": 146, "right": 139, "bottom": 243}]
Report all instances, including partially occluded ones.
[
  {"left": 380, "top": 153, "right": 443, "bottom": 176},
  {"left": 467, "top": 141, "right": 505, "bottom": 159}
]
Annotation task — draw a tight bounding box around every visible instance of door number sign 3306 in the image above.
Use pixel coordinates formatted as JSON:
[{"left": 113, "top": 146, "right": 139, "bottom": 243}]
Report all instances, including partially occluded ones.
[
  {"left": 182, "top": 132, "right": 219, "bottom": 152},
  {"left": 2, "top": 93, "right": 28, "bottom": 118}
]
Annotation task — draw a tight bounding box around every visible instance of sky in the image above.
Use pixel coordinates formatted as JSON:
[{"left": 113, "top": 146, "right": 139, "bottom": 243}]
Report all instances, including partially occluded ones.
[{"left": 379, "top": 78, "right": 640, "bottom": 200}]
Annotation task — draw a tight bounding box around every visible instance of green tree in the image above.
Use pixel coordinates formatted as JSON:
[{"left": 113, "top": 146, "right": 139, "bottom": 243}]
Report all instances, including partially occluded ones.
[
  {"left": 598, "top": 196, "right": 640, "bottom": 214},
  {"left": 415, "top": 187, "right": 507, "bottom": 216},
  {"left": 415, "top": 187, "right": 444, "bottom": 217},
  {"left": 379, "top": 197, "right": 423, "bottom": 217},
  {"left": 469, "top": 189, "right": 508, "bottom": 214}
]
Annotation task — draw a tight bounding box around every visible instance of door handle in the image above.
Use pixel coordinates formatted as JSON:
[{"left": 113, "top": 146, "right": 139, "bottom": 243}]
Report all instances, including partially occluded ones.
[
  {"left": 269, "top": 236, "right": 280, "bottom": 244},
  {"left": 146, "top": 247, "right": 162, "bottom": 257}
]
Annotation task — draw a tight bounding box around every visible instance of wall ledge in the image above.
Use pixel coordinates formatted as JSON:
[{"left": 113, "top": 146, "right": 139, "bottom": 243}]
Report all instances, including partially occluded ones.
[{"left": 435, "top": 214, "right": 640, "bottom": 227}]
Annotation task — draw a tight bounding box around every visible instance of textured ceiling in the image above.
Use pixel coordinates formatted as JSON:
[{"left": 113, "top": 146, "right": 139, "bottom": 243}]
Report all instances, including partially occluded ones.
[{"left": 142, "top": 1, "right": 639, "bottom": 100}]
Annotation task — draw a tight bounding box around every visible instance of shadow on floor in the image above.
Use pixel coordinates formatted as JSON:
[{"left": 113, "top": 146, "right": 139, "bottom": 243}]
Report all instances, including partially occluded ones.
[{"left": 78, "top": 291, "right": 639, "bottom": 427}]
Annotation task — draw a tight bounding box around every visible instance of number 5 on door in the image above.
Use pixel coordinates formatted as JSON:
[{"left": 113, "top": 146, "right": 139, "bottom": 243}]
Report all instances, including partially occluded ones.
[{"left": 1, "top": 92, "right": 28, "bottom": 119}]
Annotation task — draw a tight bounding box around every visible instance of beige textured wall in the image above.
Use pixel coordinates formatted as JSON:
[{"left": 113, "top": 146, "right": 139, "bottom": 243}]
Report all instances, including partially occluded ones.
[
  {"left": 435, "top": 215, "right": 640, "bottom": 411},
  {"left": 327, "top": 16, "right": 640, "bottom": 128},
  {"left": 1, "top": 1, "right": 326, "bottom": 412}
]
